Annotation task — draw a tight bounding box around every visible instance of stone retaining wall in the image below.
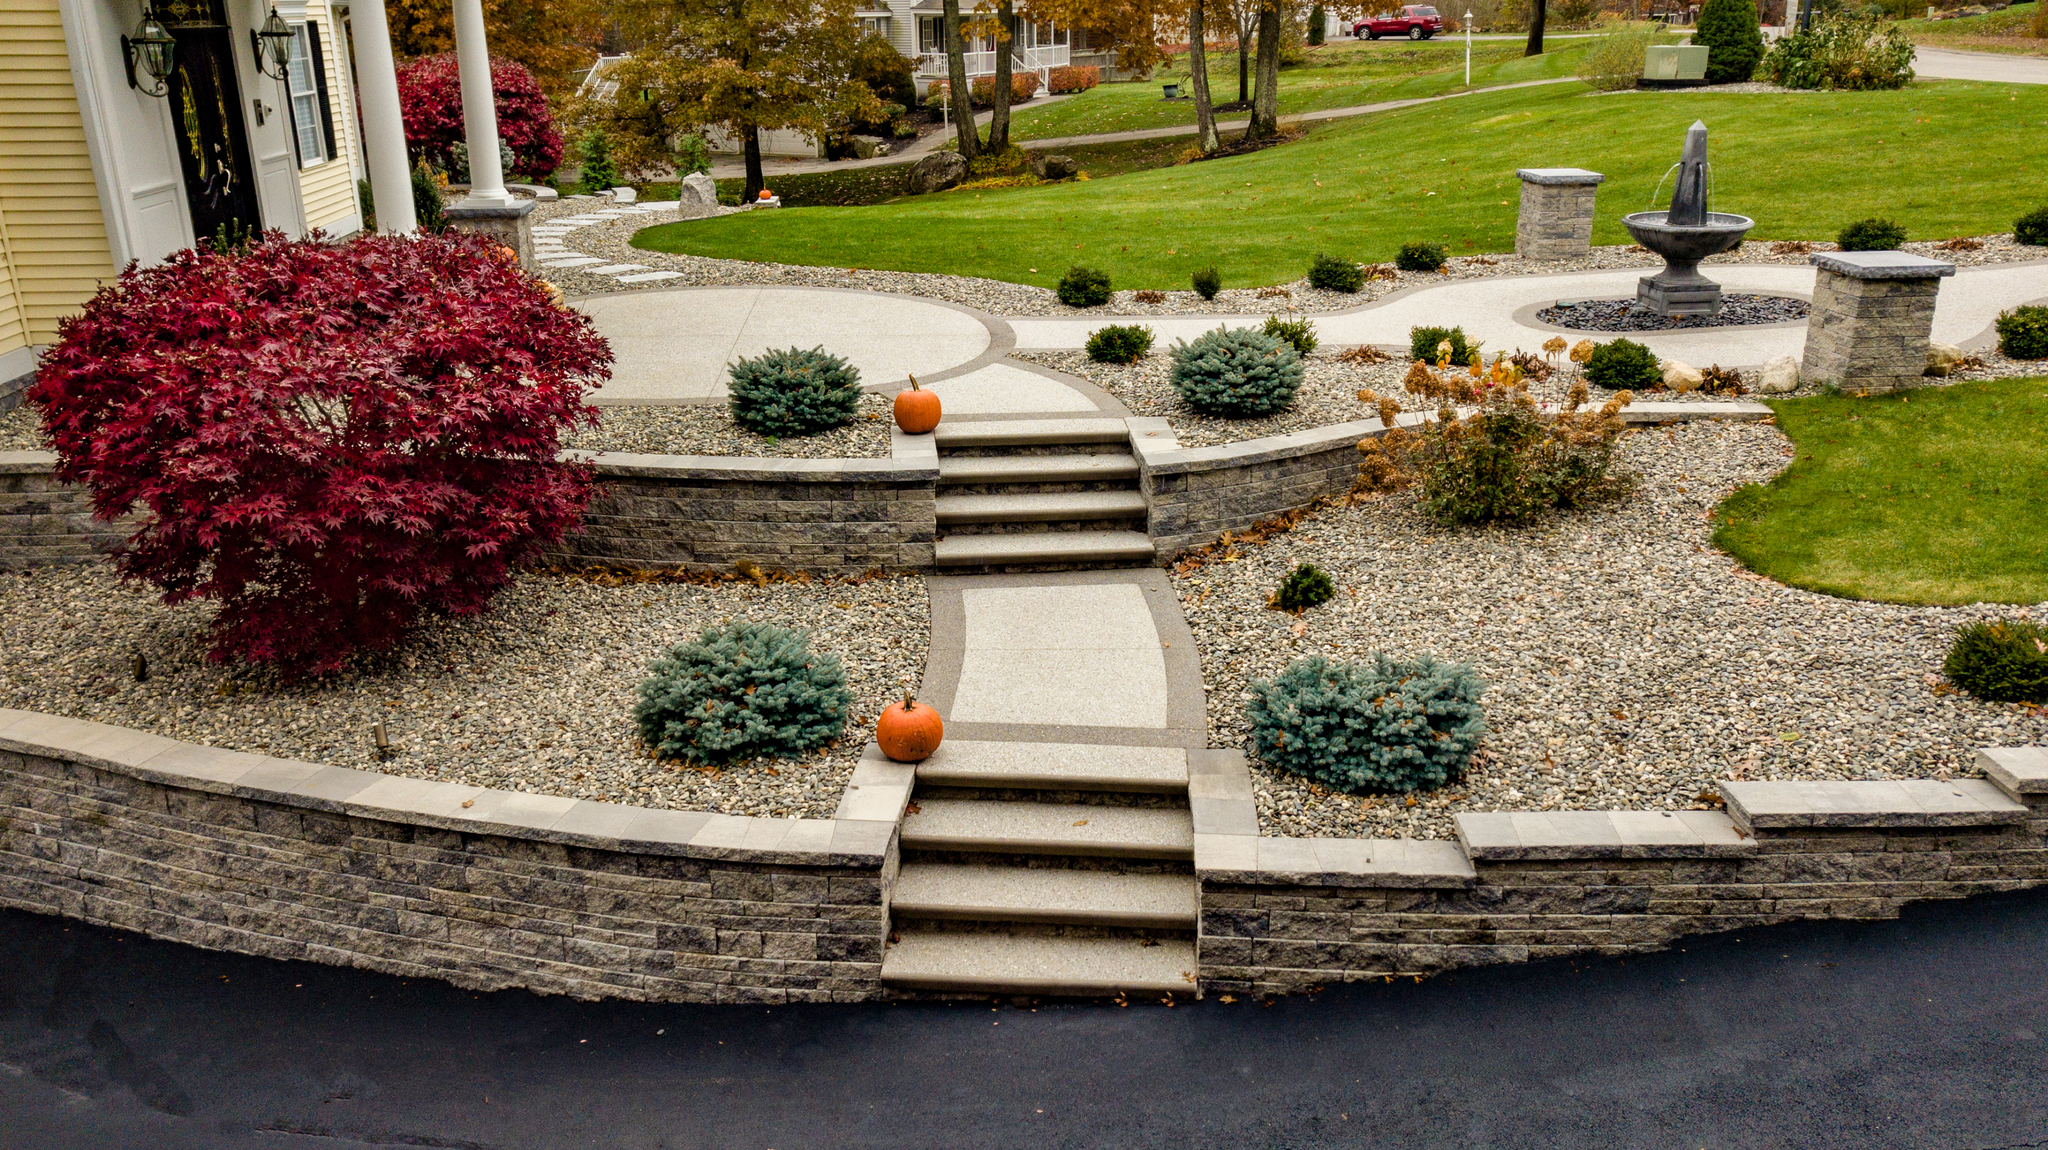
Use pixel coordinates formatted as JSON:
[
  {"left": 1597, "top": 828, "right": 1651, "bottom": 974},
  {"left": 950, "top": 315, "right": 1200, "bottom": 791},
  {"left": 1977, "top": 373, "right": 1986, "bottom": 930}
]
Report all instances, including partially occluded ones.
[
  {"left": 0, "top": 709, "right": 915, "bottom": 1004},
  {"left": 1192, "top": 747, "right": 2048, "bottom": 997},
  {"left": 0, "top": 451, "right": 127, "bottom": 569},
  {"left": 0, "top": 368, "right": 30, "bottom": 416}
]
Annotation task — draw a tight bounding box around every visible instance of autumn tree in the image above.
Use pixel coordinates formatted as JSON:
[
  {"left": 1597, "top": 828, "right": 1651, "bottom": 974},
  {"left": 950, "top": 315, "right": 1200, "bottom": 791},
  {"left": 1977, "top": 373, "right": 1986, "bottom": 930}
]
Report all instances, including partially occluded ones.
[
  {"left": 594, "top": 0, "right": 882, "bottom": 199},
  {"left": 384, "top": 0, "right": 603, "bottom": 97},
  {"left": 1247, "top": 0, "right": 1282, "bottom": 139},
  {"left": 943, "top": 0, "right": 980, "bottom": 157},
  {"left": 1526, "top": 0, "right": 1546, "bottom": 54},
  {"left": 1188, "top": 0, "right": 1219, "bottom": 152}
]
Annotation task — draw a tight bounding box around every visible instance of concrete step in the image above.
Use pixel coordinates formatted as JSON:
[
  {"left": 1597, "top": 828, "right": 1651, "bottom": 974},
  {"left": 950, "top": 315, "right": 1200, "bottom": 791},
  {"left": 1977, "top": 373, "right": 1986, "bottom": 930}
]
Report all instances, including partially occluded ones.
[
  {"left": 933, "top": 530, "right": 1155, "bottom": 567},
  {"left": 882, "top": 930, "right": 1197, "bottom": 996},
  {"left": 916, "top": 740, "right": 1188, "bottom": 793},
  {"left": 894, "top": 864, "right": 1197, "bottom": 928},
  {"left": 902, "top": 799, "right": 1192, "bottom": 859},
  {"left": 937, "top": 453, "right": 1138, "bottom": 486},
  {"left": 933, "top": 418, "right": 1131, "bottom": 449},
  {"left": 934, "top": 491, "right": 1148, "bottom": 526}
]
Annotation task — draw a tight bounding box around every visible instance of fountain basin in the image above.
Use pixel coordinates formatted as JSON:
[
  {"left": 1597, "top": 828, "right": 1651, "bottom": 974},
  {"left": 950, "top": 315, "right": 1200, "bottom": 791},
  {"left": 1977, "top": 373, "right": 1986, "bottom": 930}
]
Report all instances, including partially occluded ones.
[{"left": 1622, "top": 210, "right": 1755, "bottom": 317}]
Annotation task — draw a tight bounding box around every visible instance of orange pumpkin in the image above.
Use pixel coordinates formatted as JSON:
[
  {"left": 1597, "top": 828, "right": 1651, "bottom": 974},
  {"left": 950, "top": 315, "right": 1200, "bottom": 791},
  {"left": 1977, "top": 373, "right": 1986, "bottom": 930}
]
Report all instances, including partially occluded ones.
[
  {"left": 758, "top": 188, "right": 773, "bottom": 200},
  {"left": 893, "top": 375, "right": 942, "bottom": 434},
  {"left": 876, "top": 692, "right": 944, "bottom": 762},
  {"left": 496, "top": 244, "right": 519, "bottom": 264}
]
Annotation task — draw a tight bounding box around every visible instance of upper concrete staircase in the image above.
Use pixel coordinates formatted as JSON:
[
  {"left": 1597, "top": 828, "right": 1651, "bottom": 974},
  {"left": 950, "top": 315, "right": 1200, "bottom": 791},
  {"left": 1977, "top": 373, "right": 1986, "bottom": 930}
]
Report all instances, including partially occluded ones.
[{"left": 930, "top": 420, "right": 1155, "bottom": 569}]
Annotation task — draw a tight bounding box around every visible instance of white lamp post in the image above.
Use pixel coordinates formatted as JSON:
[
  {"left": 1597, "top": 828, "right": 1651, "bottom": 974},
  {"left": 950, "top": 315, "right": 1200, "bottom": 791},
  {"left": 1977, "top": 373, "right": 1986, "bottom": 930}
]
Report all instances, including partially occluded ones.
[{"left": 1465, "top": 10, "right": 1474, "bottom": 86}]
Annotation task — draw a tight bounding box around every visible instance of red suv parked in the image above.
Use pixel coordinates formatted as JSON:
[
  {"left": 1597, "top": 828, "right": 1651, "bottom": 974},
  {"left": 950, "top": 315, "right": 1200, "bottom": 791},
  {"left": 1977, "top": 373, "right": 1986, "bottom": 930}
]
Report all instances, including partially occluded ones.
[{"left": 1352, "top": 5, "right": 1444, "bottom": 39}]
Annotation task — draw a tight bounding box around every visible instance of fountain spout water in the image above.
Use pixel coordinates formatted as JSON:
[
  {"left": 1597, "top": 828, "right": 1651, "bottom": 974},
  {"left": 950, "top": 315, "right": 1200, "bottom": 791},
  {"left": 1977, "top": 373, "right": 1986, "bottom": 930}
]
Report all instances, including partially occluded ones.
[{"left": 1621, "top": 121, "right": 1752, "bottom": 317}]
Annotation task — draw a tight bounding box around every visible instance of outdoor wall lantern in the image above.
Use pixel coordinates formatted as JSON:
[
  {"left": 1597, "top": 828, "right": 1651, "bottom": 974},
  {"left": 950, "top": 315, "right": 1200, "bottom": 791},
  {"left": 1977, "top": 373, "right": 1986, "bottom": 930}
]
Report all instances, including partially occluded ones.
[
  {"left": 121, "top": 5, "right": 177, "bottom": 97},
  {"left": 251, "top": 5, "right": 296, "bottom": 79}
]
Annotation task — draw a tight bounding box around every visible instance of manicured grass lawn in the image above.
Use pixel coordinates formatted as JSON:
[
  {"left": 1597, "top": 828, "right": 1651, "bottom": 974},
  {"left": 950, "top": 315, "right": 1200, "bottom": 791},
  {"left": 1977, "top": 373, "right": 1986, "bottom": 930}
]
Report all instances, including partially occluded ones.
[
  {"left": 1899, "top": 1, "right": 2048, "bottom": 56},
  {"left": 633, "top": 79, "right": 2048, "bottom": 290},
  {"left": 1712, "top": 378, "right": 2048, "bottom": 606},
  {"left": 1008, "top": 37, "right": 1604, "bottom": 141}
]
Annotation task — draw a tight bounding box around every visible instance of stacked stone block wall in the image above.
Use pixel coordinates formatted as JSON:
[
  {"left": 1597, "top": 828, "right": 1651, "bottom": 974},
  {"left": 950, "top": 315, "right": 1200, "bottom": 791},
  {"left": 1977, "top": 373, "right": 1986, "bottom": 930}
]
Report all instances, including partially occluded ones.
[
  {"left": 0, "top": 452, "right": 126, "bottom": 569},
  {"left": 0, "top": 739, "right": 896, "bottom": 1004},
  {"left": 0, "top": 368, "right": 30, "bottom": 415},
  {"left": 1514, "top": 169, "right": 1604, "bottom": 261},
  {"left": 1799, "top": 255, "right": 1953, "bottom": 394},
  {"left": 1136, "top": 420, "right": 1374, "bottom": 558}
]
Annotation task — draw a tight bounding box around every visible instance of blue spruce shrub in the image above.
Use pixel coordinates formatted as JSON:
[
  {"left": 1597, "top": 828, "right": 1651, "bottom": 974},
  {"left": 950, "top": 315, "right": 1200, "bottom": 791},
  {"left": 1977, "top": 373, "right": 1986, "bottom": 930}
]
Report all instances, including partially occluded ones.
[
  {"left": 728, "top": 346, "right": 863, "bottom": 437},
  {"left": 634, "top": 621, "right": 852, "bottom": 766},
  {"left": 1168, "top": 326, "right": 1303, "bottom": 417},
  {"left": 1246, "top": 653, "right": 1487, "bottom": 793}
]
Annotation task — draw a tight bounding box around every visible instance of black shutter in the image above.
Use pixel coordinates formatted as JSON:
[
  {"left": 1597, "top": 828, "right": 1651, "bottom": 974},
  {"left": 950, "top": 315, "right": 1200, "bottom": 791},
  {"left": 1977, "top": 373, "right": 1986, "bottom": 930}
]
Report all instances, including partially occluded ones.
[{"left": 306, "top": 21, "right": 338, "bottom": 162}]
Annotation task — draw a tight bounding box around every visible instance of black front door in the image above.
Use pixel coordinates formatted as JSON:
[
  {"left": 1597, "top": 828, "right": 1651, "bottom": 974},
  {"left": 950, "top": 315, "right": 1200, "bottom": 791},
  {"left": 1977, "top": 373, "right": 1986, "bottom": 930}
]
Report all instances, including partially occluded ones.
[{"left": 168, "top": 25, "right": 262, "bottom": 245}]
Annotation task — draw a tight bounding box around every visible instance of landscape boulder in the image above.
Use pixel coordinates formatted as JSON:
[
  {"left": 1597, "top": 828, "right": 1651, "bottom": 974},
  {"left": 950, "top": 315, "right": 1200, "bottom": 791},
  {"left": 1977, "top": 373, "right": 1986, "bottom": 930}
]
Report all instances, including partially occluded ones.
[
  {"left": 1660, "top": 359, "right": 1704, "bottom": 393},
  {"left": 1758, "top": 355, "right": 1800, "bottom": 395},
  {"left": 850, "top": 135, "right": 890, "bottom": 160},
  {"left": 1030, "top": 153, "right": 1079, "bottom": 180},
  {"left": 677, "top": 172, "right": 718, "bottom": 210},
  {"left": 907, "top": 150, "right": 968, "bottom": 195},
  {"left": 1925, "top": 340, "right": 1966, "bottom": 376}
]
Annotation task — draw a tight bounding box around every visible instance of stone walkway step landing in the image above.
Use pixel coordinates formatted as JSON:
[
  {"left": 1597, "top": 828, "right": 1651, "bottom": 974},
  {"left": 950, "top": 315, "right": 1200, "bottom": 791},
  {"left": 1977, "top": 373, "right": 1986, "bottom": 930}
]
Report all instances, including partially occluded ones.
[
  {"left": 931, "top": 423, "right": 1155, "bottom": 570},
  {"left": 902, "top": 799, "right": 1193, "bottom": 859},
  {"left": 881, "top": 932, "right": 1197, "bottom": 997},
  {"left": 893, "top": 864, "right": 1197, "bottom": 928}
]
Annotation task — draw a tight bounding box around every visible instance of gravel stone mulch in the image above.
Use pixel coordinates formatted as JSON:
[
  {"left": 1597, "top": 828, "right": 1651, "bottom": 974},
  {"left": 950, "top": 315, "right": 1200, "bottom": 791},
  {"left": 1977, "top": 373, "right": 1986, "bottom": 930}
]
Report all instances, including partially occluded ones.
[
  {"left": 0, "top": 565, "right": 929, "bottom": 820},
  {"left": 1170, "top": 421, "right": 2048, "bottom": 842},
  {"left": 566, "top": 395, "right": 895, "bottom": 459},
  {"left": 0, "top": 405, "right": 45, "bottom": 452},
  {"left": 1536, "top": 293, "right": 1810, "bottom": 332}
]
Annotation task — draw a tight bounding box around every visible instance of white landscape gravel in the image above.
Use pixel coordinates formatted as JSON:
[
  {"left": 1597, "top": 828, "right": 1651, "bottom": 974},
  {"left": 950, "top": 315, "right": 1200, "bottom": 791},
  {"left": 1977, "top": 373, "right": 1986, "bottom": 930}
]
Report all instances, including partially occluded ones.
[
  {"left": 0, "top": 566, "right": 929, "bottom": 820},
  {"left": 1171, "top": 420, "right": 2048, "bottom": 841}
]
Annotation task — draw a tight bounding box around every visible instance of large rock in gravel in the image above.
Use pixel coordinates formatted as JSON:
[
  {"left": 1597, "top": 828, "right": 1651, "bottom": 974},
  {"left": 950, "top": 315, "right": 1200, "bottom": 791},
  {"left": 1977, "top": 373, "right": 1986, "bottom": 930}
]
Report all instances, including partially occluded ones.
[
  {"left": 850, "top": 135, "right": 889, "bottom": 160},
  {"left": 1758, "top": 355, "right": 1800, "bottom": 395},
  {"left": 1030, "top": 153, "right": 1078, "bottom": 180},
  {"left": 1660, "top": 360, "right": 1704, "bottom": 393},
  {"left": 907, "top": 150, "right": 967, "bottom": 195},
  {"left": 677, "top": 171, "right": 718, "bottom": 213},
  {"left": 1925, "top": 340, "right": 1965, "bottom": 376}
]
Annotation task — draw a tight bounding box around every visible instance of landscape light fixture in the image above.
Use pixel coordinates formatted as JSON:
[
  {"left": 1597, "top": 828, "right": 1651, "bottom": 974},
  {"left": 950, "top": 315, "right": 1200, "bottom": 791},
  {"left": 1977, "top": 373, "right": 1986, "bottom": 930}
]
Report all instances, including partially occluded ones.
[
  {"left": 252, "top": 6, "right": 295, "bottom": 79},
  {"left": 122, "top": 5, "right": 177, "bottom": 97},
  {"left": 1464, "top": 10, "right": 1474, "bottom": 86}
]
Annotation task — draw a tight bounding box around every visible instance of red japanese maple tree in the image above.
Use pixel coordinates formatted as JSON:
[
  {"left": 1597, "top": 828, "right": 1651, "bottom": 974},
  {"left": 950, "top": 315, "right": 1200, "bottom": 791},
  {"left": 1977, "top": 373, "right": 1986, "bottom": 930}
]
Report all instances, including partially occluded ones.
[
  {"left": 396, "top": 53, "right": 564, "bottom": 179},
  {"left": 32, "top": 230, "right": 609, "bottom": 677}
]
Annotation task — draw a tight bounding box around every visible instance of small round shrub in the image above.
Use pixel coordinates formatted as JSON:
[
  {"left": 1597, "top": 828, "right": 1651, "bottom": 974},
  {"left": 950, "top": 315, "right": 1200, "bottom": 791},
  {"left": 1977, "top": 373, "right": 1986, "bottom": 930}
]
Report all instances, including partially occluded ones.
[
  {"left": 728, "top": 347, "right": 863, "bottom": 437},
  {"left": 1086, "top": 323, "right": 1155, "bottom": 364},
  {"left": 1246, "top": 654, "right": 1487, "bottom": 794},
  {"left": 1273, "top": 563, "right": 1335, "bottom": 612},
  {"left": 396, "top": 53, "right": 564, "bottom": 178},
  {"left": 1837, "top": 217, "right": 1907, "bottom": 251},
  {"left": 1583, "top": 339, "right": 1662, "bottom": 391},
  {"left": 1307, "top": 252, "right": 1364, "bottom": 293},
  {"left": 1058, "top": 265, "right": 1113, "bottom": 307},
  {"left": 634, "top": 622, "right": 853, "bottom": 765},
  {"left": 1995, "top": 304, "right": 2048, "bottom": 359},
  {"left": 1395, "top": 241, "right": 1448, "bottom": 273},
  {"left": 30, "top": 231, "right": 605, "bottom": 677},
  {"left": 1168, "top": 327, "right": 1303, "bottom": 417},
  {"left": 1408, "top": 325, "right": 1476, "bottom": 366},
  {"left": 1943, "top": 619, "right": 2048, "bottom": 704},
  {"left": 1262, "top": 313, "right": 1318, "bottom": 356},
  {"left": 1192, "top": 265, "right": 1222, "bottom": 300},
  {"left": 2016, "top": 206, "right": 2048, "bottom": 247}
]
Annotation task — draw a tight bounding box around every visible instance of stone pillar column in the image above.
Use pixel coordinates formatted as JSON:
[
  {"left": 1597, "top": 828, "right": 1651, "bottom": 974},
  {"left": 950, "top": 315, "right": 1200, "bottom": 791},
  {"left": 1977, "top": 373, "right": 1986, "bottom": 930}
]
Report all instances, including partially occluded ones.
[
  {"left": 1799, "top": 252, "right": 1955, "bottom": 394},
  {"left": 451, "top": 0, "right": 513, "bottom": 207},
  {"left": 345, "top": 0, "right": 415, "bottom": 234},
  {"left": 1514, "top": 168, "right": 1603, "bottom": 261}
]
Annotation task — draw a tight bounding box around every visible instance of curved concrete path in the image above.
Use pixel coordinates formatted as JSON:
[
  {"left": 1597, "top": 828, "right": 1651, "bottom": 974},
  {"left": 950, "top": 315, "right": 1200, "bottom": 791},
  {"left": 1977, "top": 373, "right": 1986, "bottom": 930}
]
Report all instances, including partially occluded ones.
[
  {"left": 1913, "top": 45, "right": 2048, "bottom": 84},
  {"left": 1009, "top": 260, "right": 2048, "bottom": 366}
]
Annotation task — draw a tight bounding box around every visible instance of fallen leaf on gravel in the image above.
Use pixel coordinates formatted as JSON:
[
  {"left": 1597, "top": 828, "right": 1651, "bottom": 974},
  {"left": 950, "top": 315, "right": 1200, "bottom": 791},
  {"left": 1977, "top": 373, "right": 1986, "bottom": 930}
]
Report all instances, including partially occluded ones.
[{"left": 1072, "top": 819, "right": 1089, "bottom": 826}]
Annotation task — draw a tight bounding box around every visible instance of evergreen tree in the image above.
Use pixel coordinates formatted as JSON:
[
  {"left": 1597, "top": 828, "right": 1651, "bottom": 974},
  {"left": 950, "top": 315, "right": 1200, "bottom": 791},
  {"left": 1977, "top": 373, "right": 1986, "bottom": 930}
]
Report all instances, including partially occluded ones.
[{"left": 1694, "top": 0, "right": 1765, "bottom": 85}]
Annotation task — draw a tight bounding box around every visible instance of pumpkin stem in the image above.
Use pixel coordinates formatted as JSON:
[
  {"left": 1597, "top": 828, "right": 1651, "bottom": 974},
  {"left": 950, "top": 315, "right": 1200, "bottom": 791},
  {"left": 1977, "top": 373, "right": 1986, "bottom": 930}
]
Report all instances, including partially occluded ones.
[
  {"left": 908, "top": 374, "right": 920, "bottom": 391},
  {"left": 902, "top": 691, "right": 917, "bottom": 712}
]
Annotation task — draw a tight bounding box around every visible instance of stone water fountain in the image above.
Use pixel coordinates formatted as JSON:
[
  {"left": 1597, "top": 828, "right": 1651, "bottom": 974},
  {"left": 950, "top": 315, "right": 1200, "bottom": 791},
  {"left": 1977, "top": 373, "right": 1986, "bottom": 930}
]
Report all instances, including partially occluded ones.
[{"left": 1622, "top": 121, "right": 1754, "bottom": 317}]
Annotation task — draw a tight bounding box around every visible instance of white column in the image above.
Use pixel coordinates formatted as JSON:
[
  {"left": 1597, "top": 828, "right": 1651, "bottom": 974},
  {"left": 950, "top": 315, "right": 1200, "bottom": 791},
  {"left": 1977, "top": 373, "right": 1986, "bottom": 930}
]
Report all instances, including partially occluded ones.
[
  {"left": 345, "top": 0, "right": 416, "bottom": 234},
  {"left": 452, "top": 0, "right": 514, "bottom": 206}
]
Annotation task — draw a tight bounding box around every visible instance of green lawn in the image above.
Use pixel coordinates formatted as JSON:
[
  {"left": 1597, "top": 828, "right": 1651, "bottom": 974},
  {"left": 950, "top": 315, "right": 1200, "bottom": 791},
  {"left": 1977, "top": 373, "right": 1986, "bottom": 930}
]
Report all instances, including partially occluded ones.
[
  {"left": 1008, "top": 37, "right": 1607, "bottom": 141},
  {"left": 633, "top": 79, "right": 2048, "bottom": 291},
  {"left": 1712, "top": 378, "right": 2048, "bottom": 606},
  {"left": 1898, "top": 1, "right": 2048, "bottom": 57}
]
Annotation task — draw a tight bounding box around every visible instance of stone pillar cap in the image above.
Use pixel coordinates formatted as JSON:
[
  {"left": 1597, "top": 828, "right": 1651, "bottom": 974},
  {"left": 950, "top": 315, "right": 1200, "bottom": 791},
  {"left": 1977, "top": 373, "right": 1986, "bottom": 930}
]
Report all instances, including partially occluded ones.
[
  {"left": 443, "top": 197, "right": 539, "bottom": 220},
  {"left": 1810, "top": 251, "right": 1956, "bottom": 279},
  {"left": 1515, "top": 168, "right": 1605, "bottom": 185}
]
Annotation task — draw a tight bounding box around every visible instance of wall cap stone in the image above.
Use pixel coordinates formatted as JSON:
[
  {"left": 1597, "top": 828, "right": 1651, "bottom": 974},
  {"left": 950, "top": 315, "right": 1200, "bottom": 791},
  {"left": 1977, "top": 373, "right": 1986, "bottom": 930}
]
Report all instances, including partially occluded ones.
[
  {"left": 1721, "top": 777, "right": 2025, "bottom": 831},
  {"left": 1195, "top": 832, "right": 1477, "bottom": 888},
  {"left": 1516, "top": 168, "right": 1605, "bottom": 186},
  {"left": 1980, "top": 745, "right": 2048, "bottom": 798},
  {"left": 576, "top": 450, "right": 938, "bottom": 484},
  {"left": 0, "top": 450, "right": 58, "bottom": 474},
  {"left": 0, "top": 707, "right": 893, "bottom": 867},
  {"left": 1809, "top": 252, "right": 1957, "bottom": 280},
  {"left": 1455, "top": 809, "right": 1755, "bottom": 859}
]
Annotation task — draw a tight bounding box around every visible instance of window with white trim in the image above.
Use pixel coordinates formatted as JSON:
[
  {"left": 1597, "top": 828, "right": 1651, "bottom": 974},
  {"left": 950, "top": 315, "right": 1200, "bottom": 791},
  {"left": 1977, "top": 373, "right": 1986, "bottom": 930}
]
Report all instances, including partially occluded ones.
[{"left": 284, "top": 22, "right": 337, "bottom": 167}]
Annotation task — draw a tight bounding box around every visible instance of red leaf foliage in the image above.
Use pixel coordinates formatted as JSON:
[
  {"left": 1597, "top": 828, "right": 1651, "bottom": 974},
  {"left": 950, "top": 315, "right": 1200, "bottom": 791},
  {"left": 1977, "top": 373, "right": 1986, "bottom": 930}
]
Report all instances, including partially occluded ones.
[
  {"left": 396, "top": 53, "right": 564, "bottom": 179},
  {"left": 32, "top": 230, "right": 610, "bottom": 678}
]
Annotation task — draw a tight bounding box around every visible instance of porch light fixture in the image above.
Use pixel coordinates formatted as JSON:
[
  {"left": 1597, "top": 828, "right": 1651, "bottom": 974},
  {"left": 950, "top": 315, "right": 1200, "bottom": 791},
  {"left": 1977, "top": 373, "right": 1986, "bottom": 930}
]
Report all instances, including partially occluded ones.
[
  {"left": 251, "top": 6, "right": 295, "bottom": 79},
  {"left": 121, "top": 5, "right": 177, "bottom": 97}
]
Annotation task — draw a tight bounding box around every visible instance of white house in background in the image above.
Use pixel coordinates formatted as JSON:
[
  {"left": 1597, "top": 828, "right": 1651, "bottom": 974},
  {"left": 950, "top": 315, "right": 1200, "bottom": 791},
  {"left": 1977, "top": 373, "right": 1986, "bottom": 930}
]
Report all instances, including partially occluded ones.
[
  {"left": 577, "top": 55, "right": 829, "bottom": 161},
  {"left": 1, "top": 0, "right": 369, "bottom": 398}
]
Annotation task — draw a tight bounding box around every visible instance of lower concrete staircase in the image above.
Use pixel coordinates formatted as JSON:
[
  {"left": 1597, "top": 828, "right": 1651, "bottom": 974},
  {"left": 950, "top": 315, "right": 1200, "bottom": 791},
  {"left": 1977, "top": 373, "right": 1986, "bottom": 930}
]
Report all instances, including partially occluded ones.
[
  {"left": 931, "top": 419, "right": 1155, "bottom": 569},
  {"left": 881, "top": 739, "right": 1199, "bottom": 997}
]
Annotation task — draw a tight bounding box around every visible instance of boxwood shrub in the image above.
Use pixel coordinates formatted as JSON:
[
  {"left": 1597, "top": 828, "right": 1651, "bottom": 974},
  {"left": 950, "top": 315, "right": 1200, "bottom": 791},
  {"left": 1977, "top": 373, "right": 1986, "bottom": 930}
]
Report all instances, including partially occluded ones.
[
  {"left": 1408, "top": 325, "right": 1476, "bottom": 366},
  {"left": 1583, "top": 338, "right": 1662, "bottom": 391},
  {"left": 1837, "top": 217, "right": 1906, "bottom": 251},
  {"left": 1307, "top": 252, "right": 1364, "bottom": 293},
  {"left": 1943, "top": 619, "right": 2048, "bottom": 703},
  {"left": 1395, "top": 241, "right": 1448, "bottom": 272},
  {"left": 1246, "top": 653, "right": 1487, "bottom": 793},
  {"left": 1058, "top": 265, "right": 1113, "bottom": 307},
  {"left": 1272, "top": 563, "right": 1335, "bottom": 612},
  {"left": 1995, "top": 305, "right": 2048, "bottom": 359},
  {"left": 1191, "top": 265, "right": 1222, "bottom": 300},
  {"left": 2017, "top": 206, "right": 2048, "bottom": 247},
  {"left": 1086, "top": 323, "right": 1155, "bottom": 364}
]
